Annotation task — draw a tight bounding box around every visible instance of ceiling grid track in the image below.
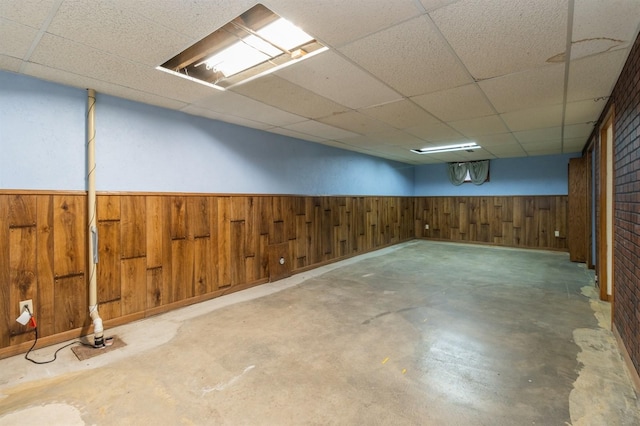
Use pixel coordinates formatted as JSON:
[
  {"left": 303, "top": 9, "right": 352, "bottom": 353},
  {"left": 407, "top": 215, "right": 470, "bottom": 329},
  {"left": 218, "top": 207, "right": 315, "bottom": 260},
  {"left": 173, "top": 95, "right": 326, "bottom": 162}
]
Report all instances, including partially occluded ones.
[
  {"left": 422, "top": 12, "right": 526, "bottom": 157},
  {"left": 560, "top": 0, "right": 576, "bottom": 154},
  {"left": 18, "top": 0, "right": 64, "bottom": 73}
]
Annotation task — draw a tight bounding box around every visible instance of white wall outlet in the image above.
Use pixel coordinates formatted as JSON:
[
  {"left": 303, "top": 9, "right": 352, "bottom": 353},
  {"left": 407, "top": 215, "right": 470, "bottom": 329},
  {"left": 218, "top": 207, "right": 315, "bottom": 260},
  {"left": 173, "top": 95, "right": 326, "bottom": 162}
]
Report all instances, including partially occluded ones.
[
  {"left": 425, "top": 224, "right": 429, "bottom": 230},
  {"left": 554, "top": 230, "right": 560, "bottom": 237},
  {"left": 19, "top": 299, "right": 33, "bottom": 315}
]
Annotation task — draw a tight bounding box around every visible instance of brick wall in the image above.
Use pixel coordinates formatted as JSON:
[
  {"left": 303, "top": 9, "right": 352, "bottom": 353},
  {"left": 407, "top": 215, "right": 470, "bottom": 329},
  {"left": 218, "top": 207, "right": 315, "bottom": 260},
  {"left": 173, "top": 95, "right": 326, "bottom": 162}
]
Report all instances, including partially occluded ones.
[{"left": 604, "top": 32, "right": 640, "bottom": 376}]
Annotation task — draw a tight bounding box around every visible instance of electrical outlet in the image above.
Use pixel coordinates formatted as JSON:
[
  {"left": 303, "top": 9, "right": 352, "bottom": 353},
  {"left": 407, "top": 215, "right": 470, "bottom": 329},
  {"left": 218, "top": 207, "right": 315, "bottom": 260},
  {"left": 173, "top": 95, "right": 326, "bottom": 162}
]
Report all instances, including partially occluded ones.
[
  {"left": 554, "top": 230, "right": 560, "bottom": 237},
  {"left": 425, "top": 224, "right": 429, "bottom": 230},
  {"left": 19, "top": 299, "right": 33, "bottom": 315}
]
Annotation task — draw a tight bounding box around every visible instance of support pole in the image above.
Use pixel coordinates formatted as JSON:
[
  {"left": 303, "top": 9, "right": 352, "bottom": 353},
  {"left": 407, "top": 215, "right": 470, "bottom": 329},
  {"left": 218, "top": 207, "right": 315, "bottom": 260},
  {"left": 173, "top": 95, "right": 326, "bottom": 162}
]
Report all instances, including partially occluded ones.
[{"left": 87, "top": 89, "right": 104, "bottom": 347}]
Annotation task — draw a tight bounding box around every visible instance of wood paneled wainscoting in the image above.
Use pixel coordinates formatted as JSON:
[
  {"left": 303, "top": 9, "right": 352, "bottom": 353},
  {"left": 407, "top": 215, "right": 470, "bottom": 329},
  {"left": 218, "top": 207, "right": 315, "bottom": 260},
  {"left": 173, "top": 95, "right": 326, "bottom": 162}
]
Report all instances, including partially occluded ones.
[
  {"left": 414, "top": 196, "right": 569, "bottom": 251},
  {"left": 0, "top": 192, "right": 414, "bottom": 358}
]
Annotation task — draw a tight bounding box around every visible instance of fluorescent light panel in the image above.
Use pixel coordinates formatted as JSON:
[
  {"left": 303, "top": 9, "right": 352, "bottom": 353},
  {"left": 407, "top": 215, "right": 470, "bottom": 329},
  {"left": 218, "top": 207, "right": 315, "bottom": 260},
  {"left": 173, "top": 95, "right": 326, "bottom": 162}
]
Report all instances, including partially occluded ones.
[
  {"left": 159, "top": 5, "right": 326, "bottom": 90},
  {"left": 203, "top": 18, "right": 315, "bottom": 78},
  {"left": 411, "top": 142, "right": 480, "bottom": 154}
]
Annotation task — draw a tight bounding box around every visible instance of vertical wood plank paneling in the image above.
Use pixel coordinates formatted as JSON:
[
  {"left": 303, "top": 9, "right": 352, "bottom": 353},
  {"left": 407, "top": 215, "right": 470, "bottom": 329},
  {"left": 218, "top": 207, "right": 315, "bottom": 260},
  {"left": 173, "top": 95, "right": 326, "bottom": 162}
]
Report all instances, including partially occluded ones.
[
  {"left": 171, "top": 197, "right": 187, "bottom": 240},
  {"left": 0, "top": 196, "right": 10, "bottom": 348},
  {"left": 194, "top": 237, "right": 212, "bottom": 296},
  {"left": 245, "top": 197, "right": 256, "bottom": 258},
  {"left": 54, "top": 275, "right": 87, "bottom": 334},
  {"left": 161, "top": 197, "right": 173, "bottom": 305},
  {"left": 3, "top": 191, "right": 575, "bottom": 356},
  {"left": 9, "top": 227, "right": 36, "bottom": 338},
  {"left": 97, "top": 221, "right": 121, "bottom": 303},
  {"left": 415, "top": 196, "right": 568, "bottom": 251},
  {"left": 568, "top": 157, "right": 588, "bottom": 261},
  {"left": 208, "top": 197, "right": 219, "bottom": 291},
  {"left": 217, "top": 197, "right": 231, "bottom": 287},
  {"left": 9, "top": 195, "right": 36, "bottom": 227},
  {"left": 147, "top": 267, "right": 163, "bottom": 309},
  {"left": 121, "top": 257, "right": 146, "bottom": 316},
  {"left": 53, "top": 195, "right": 85, "bottom": 278},
  {"left": 98, "top": 300, "right": 121, "bottom": 322},
  {"left": 36, "top": 195, "right": 55, "bottom": 337},
  {"left": 188, "top": 196, "right": 210, "bottom": 238},
  {"left": 146, "top": 196, "right": 163, "bottom": 269},
  {"left": 97, "top": 195, "right": 120, "bottom": 221},
  {"left": 121, "top": 196, "right": 146, "bottom": 259},
  {"left": 171, "top": 239, "right": 194, "bottom": 301},
  {"left": 230, "top": 220, "right": 246, "bottom": 286}
]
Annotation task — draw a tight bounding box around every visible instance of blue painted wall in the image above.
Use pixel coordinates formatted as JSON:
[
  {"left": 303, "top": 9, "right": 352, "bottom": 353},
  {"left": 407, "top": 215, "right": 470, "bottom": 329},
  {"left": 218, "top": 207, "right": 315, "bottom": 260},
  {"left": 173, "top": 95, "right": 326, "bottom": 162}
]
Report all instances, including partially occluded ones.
[
  {"left": 2, "top": 71, "right": 577, "bottom": 197},
  {"left": 0, "top": 71, "right": 412, "bottom": 195},
  {"left": 413, "top": 154, "right": 578, "bottom": 196},
  {"left": 0, "top": 71, "right": 87, "bottom": 190}
]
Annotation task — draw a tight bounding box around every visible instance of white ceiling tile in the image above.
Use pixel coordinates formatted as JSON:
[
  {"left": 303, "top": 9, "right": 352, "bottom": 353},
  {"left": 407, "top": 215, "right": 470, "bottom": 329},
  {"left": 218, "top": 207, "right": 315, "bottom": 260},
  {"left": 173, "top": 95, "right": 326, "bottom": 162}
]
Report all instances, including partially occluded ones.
[
  {"left": 22, "top": 62, "right": 189, "bottom": 111},
  {"left": 265, "top": 127, "right": 329, "bottom": 143},
  {"left": 27, "top": 34, "right": 218, "bottom": 103},
  {"left": 46, "top": 1, "right": 193, "bottom": 66},
  {"left": 572, "top": 0, "right": 640, "bottom": 54},
  {"left": 230, "top": 74, "right": 349, "bottom": 119},
  {"left": 276, "top": 50, "right": 402, "bottom": 109},
  {"left": 272, "top": 0, "right": 422, "bottom": 47},
  {"left": 413, "top": 152, "right": 468, "bottom": 163},
  {"left": 500, "top": 104, "right": 563, "bottom": 131},
  {"left": 478, "top": 63, "right": 565, "bottom": 113},
  {"left": 319, "top": 111, "right": 396, "bottom": 135},
  {"left": 523, "top": 147, "right": 563, "bottom": 156},
  {"left": 430, "top": 0, "right": 567, "bottom": 80},
  {"left": 562, "top": 137, "right": 588, "bottom": 152},
  {"left": 567, "top": 49, "right": 629, "bottom": 102},
  {"left": 0, "top": 0, "right": 57, "bottom": 28},
  {"left": 339, "top": 15, "right": 471, "bottom": 97},
  {"left": 190, "top": 90, "right": 306, "bottom": 127},
  {"left": 336, "top": 135, "right": 392, "bottom": 149},
  {"left": 283, "top": 120, "right": 360, "bottom": 140},
  {"left": 565, "top": 98, "right": 607, "bottom": 125},
  {"left": 359, "top": 99, "right": 440, "bottom": 129},
  {"left": 456, "top": 148, "right": 496, "bottom": 161},
  {"left": 180, "top": 105, "right": 273, "bottom": 130},
  {"left": 519, "top": 140, "right": 561, "bottom": 149},
  {"left": 448, "top": 115, "right": 508, "bottom": 137},
  {"left": 483, "top": 145, "right": 527, "bottom": 156},
  {"left": 564, "top": 123, "right": 594, "bottom": 139},
  {"left": 419, "top": 0, "right": 461, "bottom": 13},
  {"left": 514, "top": 127, "right": 561, "bottom": 143},
  {"left": 339, "top": 130, "right": 424, "bottom": 148},
  {"left": 114, "top": 0, "right": 256, "bottom": 41},
  {"left": 474, "top": 132, "right": 520, "bottom": 147},
  {"left": 0, "top": 54, "right": 22, "bottom": 71},
  {"left": 404, "top": 121, "right": 465, "bottom": 141},
  {"left": 0, "top": 18, "right": 38, "bottom": 59},
  {"left": 411, "top": 83, "right": 495, "bottom": 122}
]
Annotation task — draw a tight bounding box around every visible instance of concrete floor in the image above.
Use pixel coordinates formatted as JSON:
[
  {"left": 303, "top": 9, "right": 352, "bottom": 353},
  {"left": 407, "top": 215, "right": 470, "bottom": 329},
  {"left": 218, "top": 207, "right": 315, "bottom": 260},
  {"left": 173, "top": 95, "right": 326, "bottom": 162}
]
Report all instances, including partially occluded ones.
[{"left": 0, "top": 241, "right": 638, "bottom": 425}]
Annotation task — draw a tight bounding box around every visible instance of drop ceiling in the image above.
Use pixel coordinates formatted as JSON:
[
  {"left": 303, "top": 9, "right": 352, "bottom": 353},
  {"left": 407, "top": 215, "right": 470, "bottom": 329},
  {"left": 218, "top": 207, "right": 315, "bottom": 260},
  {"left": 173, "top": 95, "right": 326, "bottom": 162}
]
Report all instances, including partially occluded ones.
[{"left": 1, "top": 0, "right": 639, "bottom": 165}]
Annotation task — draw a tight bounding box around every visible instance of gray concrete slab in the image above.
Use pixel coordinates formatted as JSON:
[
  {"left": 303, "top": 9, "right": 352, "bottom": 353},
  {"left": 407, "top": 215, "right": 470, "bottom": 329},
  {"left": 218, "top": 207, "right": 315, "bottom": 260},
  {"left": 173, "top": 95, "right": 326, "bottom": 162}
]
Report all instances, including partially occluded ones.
[{"left": 0, "top": 241, "right": 638, "bottom": 425}]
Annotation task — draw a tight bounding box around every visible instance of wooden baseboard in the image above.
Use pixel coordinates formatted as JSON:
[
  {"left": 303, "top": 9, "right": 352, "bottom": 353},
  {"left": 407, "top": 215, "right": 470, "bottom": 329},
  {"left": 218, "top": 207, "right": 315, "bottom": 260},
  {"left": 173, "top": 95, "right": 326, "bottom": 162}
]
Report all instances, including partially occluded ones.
[{"left": 613, "top": 324, "right": 640, "bottom": 394}]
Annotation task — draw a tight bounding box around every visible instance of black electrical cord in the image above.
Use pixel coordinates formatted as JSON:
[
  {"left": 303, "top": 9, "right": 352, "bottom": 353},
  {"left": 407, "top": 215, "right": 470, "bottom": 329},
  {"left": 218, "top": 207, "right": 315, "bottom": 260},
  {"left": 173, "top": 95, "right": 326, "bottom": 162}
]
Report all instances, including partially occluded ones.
[
  {"left": 21, "top": 306, "right": 96, "bottom": 364},
  {"left": 24, "top": 327, "right": 92, "bottom": 365}
]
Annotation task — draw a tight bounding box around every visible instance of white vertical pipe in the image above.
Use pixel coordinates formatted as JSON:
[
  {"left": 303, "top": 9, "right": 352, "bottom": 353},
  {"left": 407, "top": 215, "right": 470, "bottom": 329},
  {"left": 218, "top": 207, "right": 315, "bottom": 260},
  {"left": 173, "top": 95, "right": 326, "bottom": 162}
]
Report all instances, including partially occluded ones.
[{"left": 87, "top": 89, "right": 104, "bottom": 347}]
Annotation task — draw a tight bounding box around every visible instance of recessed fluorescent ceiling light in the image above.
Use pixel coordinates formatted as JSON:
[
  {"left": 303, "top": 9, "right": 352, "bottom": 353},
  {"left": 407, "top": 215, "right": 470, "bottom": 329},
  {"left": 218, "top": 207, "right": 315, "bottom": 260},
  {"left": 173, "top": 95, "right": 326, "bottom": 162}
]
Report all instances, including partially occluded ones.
[
  {"left": 158, "top": 4, "right": 327, "bottom": 90},
  {"left": 411, "top": 142, "right": 481, "bottom": 154}
]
